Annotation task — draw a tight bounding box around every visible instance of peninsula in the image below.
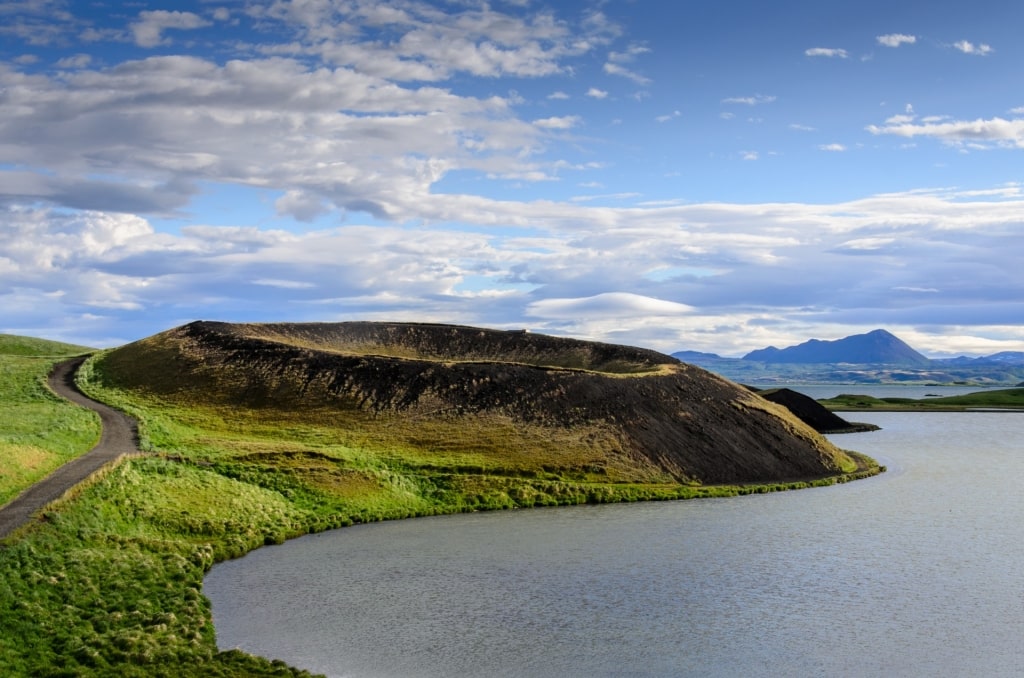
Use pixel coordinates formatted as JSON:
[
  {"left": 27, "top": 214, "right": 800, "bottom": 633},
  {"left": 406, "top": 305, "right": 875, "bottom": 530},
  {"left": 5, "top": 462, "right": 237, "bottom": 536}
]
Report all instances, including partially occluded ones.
[{"left": 0, "top": 321, "right": 881, "bottom": 676}]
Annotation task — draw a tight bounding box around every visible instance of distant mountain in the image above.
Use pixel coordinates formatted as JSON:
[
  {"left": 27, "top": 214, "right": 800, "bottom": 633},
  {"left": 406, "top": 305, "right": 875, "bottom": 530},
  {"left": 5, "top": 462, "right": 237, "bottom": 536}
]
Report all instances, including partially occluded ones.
[
  {"left": 935, "top": 351, "right": 1024, "bottom": 366},
  {"left": 742, "top": 329, "right": 930, "bottom": 365},
  {"left": 672, "top": 330, "right": 1024, "bottom": 385},
  {"left": 671, "top": 349, "right": 724, "bottom": 362}
]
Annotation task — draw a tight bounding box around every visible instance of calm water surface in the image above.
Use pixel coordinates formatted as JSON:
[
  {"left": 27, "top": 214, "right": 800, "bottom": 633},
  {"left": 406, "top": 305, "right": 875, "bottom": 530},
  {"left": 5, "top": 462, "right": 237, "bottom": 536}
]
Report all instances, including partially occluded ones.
[{"left": 205, "top": 409, "right": 1024, "bottom": 677}]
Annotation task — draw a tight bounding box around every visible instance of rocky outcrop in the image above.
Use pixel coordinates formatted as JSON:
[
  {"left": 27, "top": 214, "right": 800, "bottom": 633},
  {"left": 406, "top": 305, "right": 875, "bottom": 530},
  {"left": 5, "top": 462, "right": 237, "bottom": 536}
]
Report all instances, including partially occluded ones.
[{"left": 752, "top": 387, "right": 880, "bottom": 434}]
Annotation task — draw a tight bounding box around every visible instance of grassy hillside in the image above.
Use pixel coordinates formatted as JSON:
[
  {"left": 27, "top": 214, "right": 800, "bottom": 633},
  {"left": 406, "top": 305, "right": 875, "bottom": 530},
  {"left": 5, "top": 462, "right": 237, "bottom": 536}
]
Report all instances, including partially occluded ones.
[
  {"left": 0, "top": 323, "right": 881, "bottom": 676},
  {"left": 0, "top": 336, "right": 100, "bottom": 505},
  {"left": 96, "top": 321, "right": 874, "bottom": 485}
]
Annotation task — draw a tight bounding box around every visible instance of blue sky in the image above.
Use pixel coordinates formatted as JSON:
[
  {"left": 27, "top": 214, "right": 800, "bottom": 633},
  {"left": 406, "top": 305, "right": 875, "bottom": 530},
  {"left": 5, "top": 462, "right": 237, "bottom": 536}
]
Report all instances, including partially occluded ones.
[{"left": 1, "top": 0, "right": 1022, "bottom": 356}]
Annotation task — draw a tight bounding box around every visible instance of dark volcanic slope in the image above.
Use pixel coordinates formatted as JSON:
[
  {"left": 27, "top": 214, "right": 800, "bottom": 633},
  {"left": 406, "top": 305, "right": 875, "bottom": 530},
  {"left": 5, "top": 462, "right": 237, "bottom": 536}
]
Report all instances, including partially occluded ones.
[
  {"left": 99, "top": 321, "right": 863, "bottom": 485},
  {"left": 755, "top": 388, "right": 878, "bottom": 434}
]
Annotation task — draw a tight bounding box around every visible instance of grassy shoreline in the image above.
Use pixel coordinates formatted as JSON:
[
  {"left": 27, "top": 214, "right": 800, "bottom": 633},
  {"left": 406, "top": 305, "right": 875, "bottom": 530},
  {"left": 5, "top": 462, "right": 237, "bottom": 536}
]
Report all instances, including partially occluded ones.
[
  {"left": 0, "top": 351, "right": 882, "bottom": 676},
  {"left": 820, "top": 388, "right": 1024, "bottom": 412}
]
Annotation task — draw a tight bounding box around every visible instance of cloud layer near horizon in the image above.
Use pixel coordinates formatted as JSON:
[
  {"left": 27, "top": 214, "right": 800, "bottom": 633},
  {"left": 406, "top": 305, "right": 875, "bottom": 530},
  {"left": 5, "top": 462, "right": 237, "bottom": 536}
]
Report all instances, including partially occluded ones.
[{"left": 4, "top": 185, "right": 1023, "bottom": 356}]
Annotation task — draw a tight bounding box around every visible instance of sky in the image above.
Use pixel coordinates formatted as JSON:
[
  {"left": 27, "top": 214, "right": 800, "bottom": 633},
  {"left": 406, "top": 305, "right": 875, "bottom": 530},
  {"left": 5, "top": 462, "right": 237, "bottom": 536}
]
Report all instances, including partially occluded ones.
[{"left": 1, "top": 0, "right": 1023, "bottom": 357}]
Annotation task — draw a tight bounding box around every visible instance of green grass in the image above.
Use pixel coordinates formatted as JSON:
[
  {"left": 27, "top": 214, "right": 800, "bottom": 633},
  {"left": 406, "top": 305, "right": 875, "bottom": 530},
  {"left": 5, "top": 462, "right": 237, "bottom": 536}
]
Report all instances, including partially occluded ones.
[
  {"left": 0, "top": 334, "right": 94, "bottom": 358},
  {"left": 0, "top": 350, "right": 101, "bottom": 505},
  {"left": 0, "top": 345, "right": 882, "bottom": 676},
  {"left": 821, "top": 388, "right": 1024, "bottom": 411}
]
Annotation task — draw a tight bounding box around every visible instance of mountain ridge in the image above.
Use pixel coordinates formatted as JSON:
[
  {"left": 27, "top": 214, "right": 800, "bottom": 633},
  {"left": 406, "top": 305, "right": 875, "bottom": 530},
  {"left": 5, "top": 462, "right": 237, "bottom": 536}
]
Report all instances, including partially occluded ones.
[{"left": 672, "top": 329, "right": 1024, "bottom": 385}]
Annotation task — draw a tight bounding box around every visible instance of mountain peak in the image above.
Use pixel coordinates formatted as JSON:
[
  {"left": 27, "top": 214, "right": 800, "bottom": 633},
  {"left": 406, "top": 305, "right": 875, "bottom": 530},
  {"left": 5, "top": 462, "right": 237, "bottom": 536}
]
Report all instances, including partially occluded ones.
[{"left": 743, "top": 329, "right": 930, "bottom": 365}]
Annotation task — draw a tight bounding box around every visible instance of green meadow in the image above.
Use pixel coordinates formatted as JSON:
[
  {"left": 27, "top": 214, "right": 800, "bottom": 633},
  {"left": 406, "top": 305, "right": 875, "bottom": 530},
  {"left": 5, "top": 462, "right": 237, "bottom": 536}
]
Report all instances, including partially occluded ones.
[{"left": 0, "top": 343, "right": 879, "bottom": 676}]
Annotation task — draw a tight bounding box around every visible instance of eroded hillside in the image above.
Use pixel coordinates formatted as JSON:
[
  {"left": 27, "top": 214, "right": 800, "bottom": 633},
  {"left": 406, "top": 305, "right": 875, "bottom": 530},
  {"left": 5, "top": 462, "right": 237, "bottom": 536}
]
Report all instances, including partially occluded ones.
[{"left": 96, "top": 321, "right": 874, "bottom": 485}]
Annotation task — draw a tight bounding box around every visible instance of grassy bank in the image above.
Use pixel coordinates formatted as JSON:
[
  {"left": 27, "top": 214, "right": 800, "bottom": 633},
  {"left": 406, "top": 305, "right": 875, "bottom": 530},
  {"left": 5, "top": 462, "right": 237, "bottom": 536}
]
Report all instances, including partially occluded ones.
[
  {"left": 0, "top": 337, "right": 100, "bottom": 506},
  {"left": 821, "top": 387, "right": 1024, "bottom": 411},
  {"left": 0, "top": 350, "right": 881, "bottom": 676}
]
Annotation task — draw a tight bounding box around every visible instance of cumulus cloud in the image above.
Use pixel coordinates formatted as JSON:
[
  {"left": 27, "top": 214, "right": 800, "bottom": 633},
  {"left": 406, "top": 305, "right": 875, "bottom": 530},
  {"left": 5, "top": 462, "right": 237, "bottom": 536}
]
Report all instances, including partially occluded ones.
[
  {"left": 0, "top": 54, "right": 549, "bottom": 219},
  {"left": 819, "top": 143, "right": 846, "bottom": 152},
  {"left": 130, "top": 10, "right": 210, "bottom": 48},
  {"left": 877, "top": 34, "right": 916, "bottom": 48},
  {"left": 805, "top": 47, "right": 848, "bottom": 58},
  {"left": 586, "top": 87, "right": 608, "bottom": 99},
  {"left": 245, "top": 1, "right": 619, "bottom": 82},
  {"left": 953, "top": 40, "right": 993, "bottom": 56}
]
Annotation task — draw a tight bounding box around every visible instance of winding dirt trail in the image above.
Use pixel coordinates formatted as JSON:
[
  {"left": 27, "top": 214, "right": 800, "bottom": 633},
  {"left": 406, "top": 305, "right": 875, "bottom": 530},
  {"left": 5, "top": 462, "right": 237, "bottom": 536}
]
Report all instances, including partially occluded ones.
[{"left": 0, "top": 356, "right": 140, "bottom": 540}]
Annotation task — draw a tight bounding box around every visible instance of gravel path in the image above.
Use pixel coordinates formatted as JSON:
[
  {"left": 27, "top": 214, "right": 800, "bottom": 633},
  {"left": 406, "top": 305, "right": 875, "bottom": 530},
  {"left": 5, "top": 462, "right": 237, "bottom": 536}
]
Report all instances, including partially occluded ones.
[{"left": 0, "top": 356, "right": 140, "bottom": 540}]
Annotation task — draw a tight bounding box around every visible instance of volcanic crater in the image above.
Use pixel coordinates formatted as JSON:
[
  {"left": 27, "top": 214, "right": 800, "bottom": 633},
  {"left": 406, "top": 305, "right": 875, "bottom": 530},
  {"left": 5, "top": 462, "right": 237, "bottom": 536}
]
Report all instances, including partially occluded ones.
[{"left": 97, "top": 320, "right": 876, "bottom": 485}]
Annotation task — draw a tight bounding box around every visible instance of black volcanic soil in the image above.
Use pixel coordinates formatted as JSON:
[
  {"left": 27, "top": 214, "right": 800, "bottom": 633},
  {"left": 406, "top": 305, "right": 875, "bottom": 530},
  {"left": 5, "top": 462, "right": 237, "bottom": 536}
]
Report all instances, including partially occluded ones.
[
  {"left": 752, "top": 387, "right": 881, "bottom": 434},
  {"left": 99, "top": 321, "right": 871, "bottom": 485}
]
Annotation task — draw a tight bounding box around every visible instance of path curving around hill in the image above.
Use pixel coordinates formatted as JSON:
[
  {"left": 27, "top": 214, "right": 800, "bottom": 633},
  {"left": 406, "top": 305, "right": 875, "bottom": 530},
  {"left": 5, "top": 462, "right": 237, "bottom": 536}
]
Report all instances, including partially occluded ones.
[{"left": 0, "top": 356, "right": 140, "bottom": 541}]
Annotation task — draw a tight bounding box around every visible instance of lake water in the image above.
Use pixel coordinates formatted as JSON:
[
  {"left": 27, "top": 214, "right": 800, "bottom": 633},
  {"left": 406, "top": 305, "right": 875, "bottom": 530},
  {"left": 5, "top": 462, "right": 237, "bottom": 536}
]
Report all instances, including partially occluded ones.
[{"left": 205, "top": 392, "right": 1024, "bottom": 677}]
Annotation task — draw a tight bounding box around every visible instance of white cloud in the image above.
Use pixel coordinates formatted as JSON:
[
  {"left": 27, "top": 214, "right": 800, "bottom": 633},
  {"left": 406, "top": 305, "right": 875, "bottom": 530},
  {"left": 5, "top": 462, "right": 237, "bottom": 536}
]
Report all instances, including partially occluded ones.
[
  {"left": 867, "top": 117, "right": 1024, "bottom": 148},
  {"left": 721, "top": 94, "right": 776, "bottom": 106},
  {"left": 819, "top": 143, "right": 846, "bottom": 152},
  {"left": 805, "top": 47, "right": 848, "bottom": 58},
  {"left": 275, "top": 190, "right": 330, "bottom": 222},
  {"left": 742, "top": 151, "right": 759, "bottom": 161},
  {"left": 877, "top": 34, "right": 916, "bottom": 48},
  {"left": 130, "top": 10, "right": 211, "bottom": 48},
  {"left": 885, "top": 114, "right": 916, "bottom": 124},
  {"left": 527, "top": 293, "right": 694, "bottom": 319},
  {"left": 834, "top": 237, "right": 896, "bottom": 251},
  {"left": 789, "top": 123, "right": 815, "bottom": 132},
  {"left": 953, "top": 40, "right": 993, "bottom": 56},
  {"left": 603, "top": 62, "right": 650, "bottom": 84},
  {"left": 547, "top": 91, "right": 569, "bottom": 100},
  {"left": 603, "top": 44, "right": 651, "bottom": 84},
  {"left": 586, "top": 87, "right": 608, "bottom": 99},
  {"left": 0, "top": 54, "right": 546, "bottom": 219},
  {"left": 533, "top": 115, "right": 581, "bottom": 130},
  {"left": 656, "top": 110, "right": 681, "bottom": 123},
  {"left": 55, "top": 53, "right": 91, "bottom": 69},
  {"left": 247, "top": 1, "right": 620, "bottom": 82}
]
